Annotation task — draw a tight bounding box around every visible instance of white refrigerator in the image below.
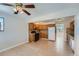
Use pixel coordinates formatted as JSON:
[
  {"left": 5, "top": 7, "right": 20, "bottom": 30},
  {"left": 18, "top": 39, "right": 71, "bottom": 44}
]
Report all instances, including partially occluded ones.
[{"left": 48, "top": 27, "right": 55, "bottom": 41}]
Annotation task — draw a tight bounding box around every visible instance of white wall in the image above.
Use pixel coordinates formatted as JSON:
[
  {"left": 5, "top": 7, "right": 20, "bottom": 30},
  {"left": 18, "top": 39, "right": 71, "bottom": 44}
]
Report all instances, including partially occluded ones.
[
  {"left": 74, "top": 14, "right": 79, "bottom": 56},
  {"left": 0, "top": 12, "right": 28, "bottom": 52}
]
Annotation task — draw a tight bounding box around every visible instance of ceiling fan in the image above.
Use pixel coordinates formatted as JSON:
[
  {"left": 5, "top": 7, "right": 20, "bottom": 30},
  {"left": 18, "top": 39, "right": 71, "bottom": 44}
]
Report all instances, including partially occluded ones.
[{"left": 0, "top": 3, "right": 35, "bottom": 15}]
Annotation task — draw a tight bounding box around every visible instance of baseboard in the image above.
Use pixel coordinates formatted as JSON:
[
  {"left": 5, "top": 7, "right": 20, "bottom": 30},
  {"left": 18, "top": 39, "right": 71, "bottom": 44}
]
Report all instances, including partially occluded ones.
[
  {"left": 0, "top": 41, "right": 28, "bottom": 53},
  {"left": 48, "top": 40, "right": 56, "bottom": 42}
]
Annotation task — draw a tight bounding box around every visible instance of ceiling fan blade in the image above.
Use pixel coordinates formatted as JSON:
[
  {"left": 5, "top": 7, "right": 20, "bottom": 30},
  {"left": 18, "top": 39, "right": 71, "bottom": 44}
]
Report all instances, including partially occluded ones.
[
  {"left": 14, "top": 10, "right": 19, "bottom": 14},
  {"left": 0, "top": 3, "right": 13, "bottom": 6},
  {"left": 24, "top": 4, "right": 35, "bottom": 8},
  {"left": 22, "top": 9, "right": 31, "bottom": 15}
]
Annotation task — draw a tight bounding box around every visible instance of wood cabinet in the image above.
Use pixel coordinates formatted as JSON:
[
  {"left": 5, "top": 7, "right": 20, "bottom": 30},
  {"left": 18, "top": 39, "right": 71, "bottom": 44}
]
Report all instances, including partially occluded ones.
[
  {"left": 29, "top": 23, "right": 35, "bottom": 42},
  {"left": 40, "top": 30, "right": 48, "bottom": 38},
  {"left": 67, "top": 21, "right": 74, "bottom": 37},
  {"left": 33, "top": 24, "right": 55, "bottom": 39},
  {"left": 66, "top": 21, "right": 74, "bottom": 53}
]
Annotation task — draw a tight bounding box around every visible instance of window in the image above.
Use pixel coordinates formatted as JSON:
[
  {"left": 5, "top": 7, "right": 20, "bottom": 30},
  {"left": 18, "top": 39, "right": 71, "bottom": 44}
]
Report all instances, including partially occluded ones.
[{"left": 0, "top": 17, "right": 4, "bottom": 31}]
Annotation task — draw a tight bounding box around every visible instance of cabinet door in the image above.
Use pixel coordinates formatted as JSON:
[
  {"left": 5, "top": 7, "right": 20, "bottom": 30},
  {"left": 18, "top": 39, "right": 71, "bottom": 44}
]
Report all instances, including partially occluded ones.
[{"left": 40, "top": 30, "right": 48, "bottom": 38}]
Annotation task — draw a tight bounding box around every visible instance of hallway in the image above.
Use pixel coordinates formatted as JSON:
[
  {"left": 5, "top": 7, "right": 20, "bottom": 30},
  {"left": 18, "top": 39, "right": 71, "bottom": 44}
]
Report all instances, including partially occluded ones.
[{"left": 0, "top": 39, "right": 73, "bottom": 56}]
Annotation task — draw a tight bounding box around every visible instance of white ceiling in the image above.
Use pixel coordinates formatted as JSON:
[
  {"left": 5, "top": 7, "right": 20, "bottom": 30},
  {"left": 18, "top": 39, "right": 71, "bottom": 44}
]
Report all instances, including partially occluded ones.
[
  {"left": 0, "top": 3, "right": 79, "bottom": 19},
  {"left": 31, "top": 3, "right": 79, "bottom": 17}
]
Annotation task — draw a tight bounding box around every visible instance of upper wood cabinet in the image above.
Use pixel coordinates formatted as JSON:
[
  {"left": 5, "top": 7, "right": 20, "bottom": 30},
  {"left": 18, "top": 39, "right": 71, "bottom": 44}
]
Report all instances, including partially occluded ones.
[
  {"left": 70, "top": 21, "right": 74, "bottom": 31},
  {"left": 34, "top": 24, "right": 55, "bottom": 30},
  {"left": 29, "top": 23, "right": 34, "bottom": 31}
]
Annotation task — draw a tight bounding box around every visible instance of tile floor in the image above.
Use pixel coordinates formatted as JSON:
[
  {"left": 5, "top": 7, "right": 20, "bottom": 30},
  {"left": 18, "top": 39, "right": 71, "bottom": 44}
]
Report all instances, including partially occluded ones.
[{"left": 0, "top": 39, "right": 73, "bottom": 56}]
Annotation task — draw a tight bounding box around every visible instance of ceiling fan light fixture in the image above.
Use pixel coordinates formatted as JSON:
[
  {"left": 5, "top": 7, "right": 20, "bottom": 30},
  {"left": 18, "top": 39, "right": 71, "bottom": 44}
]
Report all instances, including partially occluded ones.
[
  {"left": 16, "top": 6, "right": 22, "bottom": 11},
  {"left": 13, "top": 5, "right": 23, "bottom": 14}
]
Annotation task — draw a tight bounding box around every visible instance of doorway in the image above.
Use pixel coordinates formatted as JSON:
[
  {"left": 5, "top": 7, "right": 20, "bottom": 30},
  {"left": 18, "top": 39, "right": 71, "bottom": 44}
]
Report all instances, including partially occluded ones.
[{"left": 28, "top": 22, "right": 56, "bottom": 42}]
